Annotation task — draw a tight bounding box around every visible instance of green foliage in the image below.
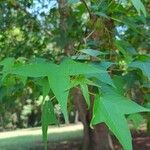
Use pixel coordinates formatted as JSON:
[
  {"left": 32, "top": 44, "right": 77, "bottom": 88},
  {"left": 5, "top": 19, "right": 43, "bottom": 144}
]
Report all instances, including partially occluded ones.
[
  {"left": 1, "top": 57, "right": 150, "bottom": 150},
  {"left": 129, "top": 60, "right": 150, "bottom": 80},
  {"left": 2, "top": 58, "right": 102, "bottom": 121},
  {"left": 92, "top": 86, "right": 149, "bottom": 150},
  {"left": 0, "top": 0, "right": 150, "bottom": 150}
]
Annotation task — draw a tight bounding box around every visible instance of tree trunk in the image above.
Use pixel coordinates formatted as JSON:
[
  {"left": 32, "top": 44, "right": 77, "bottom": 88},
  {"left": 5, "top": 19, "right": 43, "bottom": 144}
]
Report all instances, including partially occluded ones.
[
  {"left": 72, "top": 88, "right": 113, "bottom": 150},
  {"left": 58, "top": 0, "right": 114, "bottom": 149}
]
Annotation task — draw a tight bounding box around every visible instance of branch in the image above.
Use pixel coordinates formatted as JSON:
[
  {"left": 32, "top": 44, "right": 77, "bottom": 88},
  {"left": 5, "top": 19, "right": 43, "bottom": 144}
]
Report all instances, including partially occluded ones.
[{"left": 80, "top": 0, "right": 92, "bottom": 18}]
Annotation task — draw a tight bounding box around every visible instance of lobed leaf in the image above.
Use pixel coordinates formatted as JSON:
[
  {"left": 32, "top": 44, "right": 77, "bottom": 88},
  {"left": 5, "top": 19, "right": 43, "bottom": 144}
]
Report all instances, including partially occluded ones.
[{"left": 92, "top": 86, "right": 150, "bottom": 150}]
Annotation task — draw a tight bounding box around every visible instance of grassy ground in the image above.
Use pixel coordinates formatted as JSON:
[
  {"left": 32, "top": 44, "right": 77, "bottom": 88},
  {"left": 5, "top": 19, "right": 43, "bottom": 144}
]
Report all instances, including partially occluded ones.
[
  {"left": 0, "top": 124, "right": 83, "bottom": 150},
  {"left": 1, "top": 123, "right": 149, "bottom": 150}
]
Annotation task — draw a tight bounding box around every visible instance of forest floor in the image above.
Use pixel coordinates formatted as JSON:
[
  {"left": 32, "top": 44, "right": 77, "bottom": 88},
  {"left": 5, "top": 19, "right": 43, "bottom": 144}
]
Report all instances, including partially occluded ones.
[{"left": 0, "top": 123, "right": 150, "bottom": 150}]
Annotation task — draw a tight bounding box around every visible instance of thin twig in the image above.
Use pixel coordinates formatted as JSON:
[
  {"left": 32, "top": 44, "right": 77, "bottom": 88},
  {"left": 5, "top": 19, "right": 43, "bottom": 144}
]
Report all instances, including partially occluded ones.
[{"left": 80, "top": 0, "right": 92, "bottom": 18}]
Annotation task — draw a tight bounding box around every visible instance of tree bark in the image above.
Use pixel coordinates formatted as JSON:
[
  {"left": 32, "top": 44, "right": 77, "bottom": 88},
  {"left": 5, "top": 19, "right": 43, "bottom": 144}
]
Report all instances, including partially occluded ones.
[{"left": 72, "top": 88, "right": 113, "bottom": 150}]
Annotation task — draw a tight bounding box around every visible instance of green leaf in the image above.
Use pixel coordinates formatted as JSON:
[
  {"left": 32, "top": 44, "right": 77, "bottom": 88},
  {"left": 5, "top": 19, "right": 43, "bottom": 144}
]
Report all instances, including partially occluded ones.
[
  {"left": 60, "top": 58, "right": 104, "bottom": 76},
  {"left": 11, "top": 63, "right": 57, "bottom": 77},
  {"left": 113, "top": 75, "right": 125, "bottom": 94},
  {"left": 41, "top": 100, "right": 58, "bottom": 142},
  {"left": 37, "top": 78, "right": 50, "bottom": 99},
  {"left": 115, "top": 40, "right": 135, "bottom": 63},
  {"left": 90, "top": 62, "right": 115, "bottom": 87},
  {"left": 115, "top": 40, "right": 137, "bottom": 56},
  {"left": 80, "top": 49, "right": 107, "bottom": 57},
  {"left": 68, "top": 76, "right": 90, "bottom": 106},
  {"left": 135, "top": 54, "right": 150, "bottom": 61},
  {"left": 69, "top": 76, "right": 100, "bottom": 107},
  {"left": 0, "top": 57, "right": 15, "bottom": 70},
  {"left": 48, "top": 72, "right": 70, "bottom": 122},
  {"left": 0, "top": 57, "right": 15, "bottom": 80},
  {"left": 1, "top": 58, "right": 105, "bottom": 123},
  {"left": 9, "top": 61, "right": 69, "bottom": 122},
  {"left": 80, "top": 82, "right": 90, "bottom": 108},
  {"left": 92, "top": 86, "right": 150, "bottom": 150},
  {"left": 2, "top": 60, "right": 69, "bottom": 122},
  {"left": 71, "top": 54, "right": 89, "bottom": 60},
  {"left": 94, "top": 12, "right": 109, "bottom": 19},
  {"left": 131, "top": 0, "right": 147, "bottom": 17},
  {"left": 129, "top": 60, "right": 150, "bottom": 80}
]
